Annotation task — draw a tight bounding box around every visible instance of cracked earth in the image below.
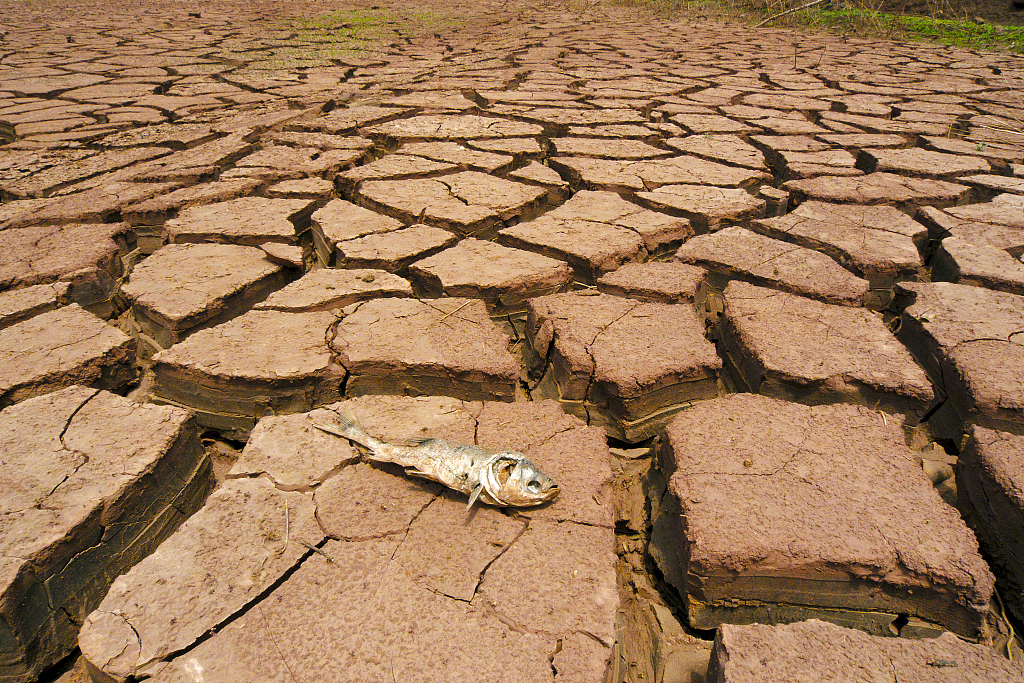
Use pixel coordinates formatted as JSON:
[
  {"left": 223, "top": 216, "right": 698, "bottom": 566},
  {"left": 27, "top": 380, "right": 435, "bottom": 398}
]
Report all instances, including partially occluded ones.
[{"left": 2, "top": 0, "right": 1024, "bottom": 681}]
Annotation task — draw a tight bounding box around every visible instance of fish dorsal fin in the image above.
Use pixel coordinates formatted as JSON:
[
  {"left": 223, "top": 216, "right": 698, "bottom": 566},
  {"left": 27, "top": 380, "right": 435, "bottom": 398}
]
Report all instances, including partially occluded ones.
[{"left": 466, "top": 483, "right": 484, "bottom": 510}]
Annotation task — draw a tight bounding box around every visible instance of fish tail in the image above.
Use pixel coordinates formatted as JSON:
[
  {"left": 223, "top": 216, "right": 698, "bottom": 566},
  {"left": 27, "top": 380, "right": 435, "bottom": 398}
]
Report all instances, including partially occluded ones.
[
  {"left": 314, "top": 407, "right": 378, "bottom": 452},
  {"left": 334, "top": 407, "right": 376, "bottom": 449}
]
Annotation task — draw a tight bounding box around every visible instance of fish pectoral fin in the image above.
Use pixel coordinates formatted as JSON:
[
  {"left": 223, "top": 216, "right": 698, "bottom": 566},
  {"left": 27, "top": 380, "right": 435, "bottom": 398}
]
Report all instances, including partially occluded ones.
[
  {"left": 403, "top": 436, "right": 436, "bottom": 446},
  {"left": 466, "top": 484, "right": 484, "bottom": 510}
]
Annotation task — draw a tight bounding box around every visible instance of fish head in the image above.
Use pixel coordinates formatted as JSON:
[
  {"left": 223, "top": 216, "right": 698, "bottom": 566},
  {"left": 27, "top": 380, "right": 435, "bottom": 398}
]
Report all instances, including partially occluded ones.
[{"left": 489, "top": 454, "right": 560, "bottom": 507}]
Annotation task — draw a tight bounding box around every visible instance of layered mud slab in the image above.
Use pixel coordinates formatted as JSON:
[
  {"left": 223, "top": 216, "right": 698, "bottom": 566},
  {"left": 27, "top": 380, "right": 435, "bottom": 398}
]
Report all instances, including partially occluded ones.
[
  {"left": 0, "top": 222, "right": 133, "bottom": 318},
  {"left": 499, "top": 191, "right": 691, "bottom": 283},
  {"left": 707, "top": 620, "right": 1024, "bottom": 683},
  {"left": 122, "top": 243, "right": 293, "bottom": 355},
  {"left": 79, "top": 397, "right": 615, "bottom": 683},
  {"left": 595, "top": 261, "right": 706, "bottom": 304},
  {"left": 147, "top": 309, "right": 344, "bottom": 439},
  {"left": 355, "top": 170, "right": 548, "bottom": 238},
  {"left": 931, "top": 237, "right": 1024, "bottom": 295},
  {"left": 650, "top": 394, "right": 993, "bottom": 638},
  {"left": 329, "top": 297, "right": 519, "bottom": 402},
  {"left": 750, "top": 201, "right": 927, "bottom": 305},
  {"left": 408, "top": 238, "right": 571, "bottom": 325},
  {"left": 253, "top": 269, "right": 412, "bottom": 312},
  {"left": 957, "top": 427, "right": 1024, "bottom": 624},
  {"left": 165, "top": 197, "right": 317, "bottom": 247},
  {"left": 676, "top": 227, "right": 870, "bottom": 306},
  {"left": 0, "top": 387, "right": 211, "bottom": 683},
  {"left": 895, "top": 282, "right": 1024, "bottom": 435},
  {"left": 917, "top": 193, "right": 1024, "bottom": 257},
  {"left": 718, "top": 281, "right": 933, "bottom": 415},
  {"left": 0, "top": 304, "right": 136, "bottom": 409},
  {"left": 524, "top": 292, "right": 721, "bottom": 442}
]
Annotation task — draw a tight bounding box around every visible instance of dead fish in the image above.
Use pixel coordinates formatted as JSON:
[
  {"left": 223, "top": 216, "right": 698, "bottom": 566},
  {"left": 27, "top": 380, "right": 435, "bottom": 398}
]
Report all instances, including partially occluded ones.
[{"left": 312, "top": 409, "right": 560, "bottom": 509}]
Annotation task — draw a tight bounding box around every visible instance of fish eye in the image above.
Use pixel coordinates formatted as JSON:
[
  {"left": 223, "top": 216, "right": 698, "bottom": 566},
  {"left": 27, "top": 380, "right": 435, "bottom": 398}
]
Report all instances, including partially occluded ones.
[{"left": 527, "top": 480, "right": 541, "bottom": 493}]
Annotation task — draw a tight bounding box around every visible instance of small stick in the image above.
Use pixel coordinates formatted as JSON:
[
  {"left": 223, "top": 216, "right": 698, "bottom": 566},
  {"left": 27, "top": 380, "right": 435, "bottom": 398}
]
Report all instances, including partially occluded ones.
[
  {"left": 436, "top": 300, "right": 472, "bottom": 322},
  {"left": 754, "top": 0, "right": 828, "bottom": 28},
  {"left": 299, "top": 539, "right": 335, "bottom": 563}
]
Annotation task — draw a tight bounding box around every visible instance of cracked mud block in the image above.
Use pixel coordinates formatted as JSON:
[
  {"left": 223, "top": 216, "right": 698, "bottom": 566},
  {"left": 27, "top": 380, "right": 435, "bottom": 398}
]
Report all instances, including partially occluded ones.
[
  {"left": 356, "top": 171, "right": 547, "bottom": 238},
  {"left": 127, "top": 133, "right": 254, "bottom": 182},
  {"left": 226, "top": 145, "right": 360, "bottom": 181},
  {"left": 776, "top": 149, "right": 862, "bottom": 181},
  {"left": 335, "top": 224, "right": 458, "bottom": 272},
  {"left": 81, "top": 396, "right": 615, "bottom": 683},
  {"left": 0, "top": 180, "right": 181, "bottom": 232},
  {"left": 596, "top": 261, "right": 706, "bottom": 304},
  {"left": 669, "top": 114, "right": 754, "bottom": 135},
  {"left": 676, "top": 227, "right": 869, "bottom": 306},
  {"left": 649, "top": 393, "right": 994, "bottom": 638},
  {"left": 78, "top": 476, "right": 322, "bottom": 683},
  {"left": 122, "top": 243, "right": 293, "bottom": 355},
  {"left": 551, "top": 137, "right": 669, "bottom": 160},
  {"left": 856, "top": 148, "right": 991, "bottom": 179},
  {"left": 550, "top": 155, "right": 770, "bottom": 193},
  {"left": 664, "top": 135, "right": 767, "bottom": 171},
  {"left": 751, "top": 200, "right": 926, "bottom": 301},
  {"left": 121, "top": 178, "right": 263, "bottom": 253},
  {"left": 399, "top": 141, "right": 515, "bottom": 172},
  {"left": 0, "top": 304, "right": 136, "bottom": 409},
  {"left": 309, "top": 198, "right": 405, "bottom": 267},
  {"left": 895, "top": 282, "right": 1024, "bottom": 435},
  {"left": 932, "top": 237, "right": 1024, "bottom": 296},
  {"left": 336, "top": 154, "right": 459, "bottom": 189},
  {"left": 148, "top": 309, "right": 344, "bottom": 439},
  {"left": 467, "top": 137, "right": 543, "bottom": 158},
  {"left": 364, "top": 114, "right": 543, "bottom": 141},
  {"left": 509, "top": 161, "right": 571, "bottom": 199},
  {"left": 959, "top": 174, "right": 1024, "bottom": 198},
  {"left": 165, "top": 197, "right": 317, "bottom": 247},
  {"left": 0, "top": 386, "right": 210, "bottom": 683},
  {"left": 0, "top": 147, "right": 168, "bottom": 199},
  {"left": 920, "top": 136, "right": 1023, "bottom": 169},
  {"left": 783, "top": 172, "right": 971, "bottom": 211},
  {"left": 499, "top": 106, "right": 645, "bottom": 130},
  {"left": 706, "top": 620, "right": 1024, "bottom": 683},
  {"left": 916, "top": 194, "right": 1024, "bottom": 257},
  {"left": 330, "top": 298, "right": 517, "bottom": 402},
  {"left": 0, "top": 282, "right": 69, "bottom": 331},
  {"left": 0, "top": 222, "right": 131, "bottom": 317},
  {"left": 264, "top": 176, "right": 334, "bottom": 200},
  {"left": 524, "top": 292, "right": 721, "bottom": 442},
  {"left": 499, "top": 190, "right": 691, "bottom": 283},
  {"left": 408, "top": 238, "right": 570, "bottom": 322},
  {"left": 298, "top": 105, "right": 406, "bottom": 135},
  {"left": 254, "top": 269, "right": 411, "bottom": 313},
  {"left": 818, "top": 133, "right": 908, "bottom": 148},
  {"left": 958, "top": 427, "right": 1024, "bottom": 624},
  {"left": 635, "top": 185, "right": 765, "bottom": 232},
  {"left": 719, "top": 281, "right": 932, "bottom": 414}
]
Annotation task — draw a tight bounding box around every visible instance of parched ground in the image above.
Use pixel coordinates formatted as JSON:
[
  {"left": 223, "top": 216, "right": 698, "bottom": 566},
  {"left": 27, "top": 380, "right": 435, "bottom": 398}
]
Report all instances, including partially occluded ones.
[{"left": 2, "top": 1, "right": 1024, "bottom": 682}]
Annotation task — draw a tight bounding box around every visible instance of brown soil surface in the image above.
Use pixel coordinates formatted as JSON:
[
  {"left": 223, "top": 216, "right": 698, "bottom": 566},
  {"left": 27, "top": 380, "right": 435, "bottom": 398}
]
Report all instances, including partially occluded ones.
[{"left": 1, "top": 1, "right": 1023, "bottom": 682}]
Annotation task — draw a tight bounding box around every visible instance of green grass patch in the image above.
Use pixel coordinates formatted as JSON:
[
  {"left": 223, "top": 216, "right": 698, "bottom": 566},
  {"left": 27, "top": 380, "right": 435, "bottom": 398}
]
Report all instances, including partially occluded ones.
[
  {"left": 614, "top": 0, "right": 1024, "bottom": 53},
  {"left": 253, "top": 8, "right": 466, "bottom": 69},
  {"left": 789, "top": 8, "right": 1024, "bottom": 52}
]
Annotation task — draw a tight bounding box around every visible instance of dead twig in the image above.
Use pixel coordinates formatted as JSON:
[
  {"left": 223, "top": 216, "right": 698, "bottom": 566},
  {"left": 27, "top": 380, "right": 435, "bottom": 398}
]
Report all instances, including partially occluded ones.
[
  {"left": 299, "top": 538, "right": 336, "bottom": 563},
  {"left": 994, "top": 586, "right": 1017, "bottom": 661},
  {"left": 436, "top": 300, "right": 472, "bottom": 322},
  {"left": 754, "top": 0, "right": 828, "bottom": 28}
]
